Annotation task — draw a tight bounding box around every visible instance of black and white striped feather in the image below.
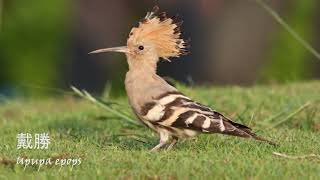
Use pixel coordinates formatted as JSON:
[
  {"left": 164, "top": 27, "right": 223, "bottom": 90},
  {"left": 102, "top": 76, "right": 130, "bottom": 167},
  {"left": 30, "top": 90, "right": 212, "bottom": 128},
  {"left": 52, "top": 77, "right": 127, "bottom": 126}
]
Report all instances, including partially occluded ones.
[{"left": 140, "top": 91, "right": 275, "bottom": 145}]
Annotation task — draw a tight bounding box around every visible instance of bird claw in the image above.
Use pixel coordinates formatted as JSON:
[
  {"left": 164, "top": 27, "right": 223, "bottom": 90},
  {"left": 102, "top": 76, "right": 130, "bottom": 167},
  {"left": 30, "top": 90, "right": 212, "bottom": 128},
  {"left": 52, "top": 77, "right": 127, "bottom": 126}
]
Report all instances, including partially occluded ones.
[
  {"left": 150, "top": 138, "right": 178, "bottom": 152},
  {"left": 150, "top": 147, "right": 160, "bottom": 152},
  {"left": 166, "top": 139, "right": 178, "bottom": 151},
  {"left": 149, "top": 141, "right": 166, "bottom": 152}
]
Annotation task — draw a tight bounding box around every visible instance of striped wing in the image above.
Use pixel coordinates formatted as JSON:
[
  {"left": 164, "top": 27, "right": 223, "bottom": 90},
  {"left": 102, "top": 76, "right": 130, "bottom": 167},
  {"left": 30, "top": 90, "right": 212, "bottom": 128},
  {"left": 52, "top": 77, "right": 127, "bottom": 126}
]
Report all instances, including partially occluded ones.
[{"left": 140, "top": 91, "right": 254, "bottom": 138}]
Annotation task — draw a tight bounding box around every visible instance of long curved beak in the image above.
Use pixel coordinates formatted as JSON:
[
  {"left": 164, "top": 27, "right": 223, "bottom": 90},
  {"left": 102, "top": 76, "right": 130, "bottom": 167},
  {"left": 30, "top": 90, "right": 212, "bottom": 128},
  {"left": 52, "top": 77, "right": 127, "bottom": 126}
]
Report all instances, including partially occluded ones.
[{"left": 88, "top": 46, "right": 129, "bottom": 54}]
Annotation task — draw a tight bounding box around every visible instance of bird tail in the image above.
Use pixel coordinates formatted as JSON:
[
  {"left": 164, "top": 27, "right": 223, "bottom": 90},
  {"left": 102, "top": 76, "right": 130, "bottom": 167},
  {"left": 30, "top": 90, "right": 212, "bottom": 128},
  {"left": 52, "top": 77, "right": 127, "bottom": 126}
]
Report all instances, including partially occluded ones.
[
  {"left": 227, "top": 120, "right": 277, "bottom": 146},
  {"left": 239, "top": 128, "right": 277, "bottom": 146},
  {"left": 250, "top": 133, "right": 277, "bottom": 146}
]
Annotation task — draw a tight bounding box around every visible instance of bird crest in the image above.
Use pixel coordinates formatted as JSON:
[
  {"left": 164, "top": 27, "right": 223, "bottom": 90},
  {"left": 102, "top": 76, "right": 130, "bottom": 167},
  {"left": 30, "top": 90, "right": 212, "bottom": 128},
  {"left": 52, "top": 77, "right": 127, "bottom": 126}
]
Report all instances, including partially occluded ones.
[{"left": 127, "top": 6, "right": 190, "bottom": 61}]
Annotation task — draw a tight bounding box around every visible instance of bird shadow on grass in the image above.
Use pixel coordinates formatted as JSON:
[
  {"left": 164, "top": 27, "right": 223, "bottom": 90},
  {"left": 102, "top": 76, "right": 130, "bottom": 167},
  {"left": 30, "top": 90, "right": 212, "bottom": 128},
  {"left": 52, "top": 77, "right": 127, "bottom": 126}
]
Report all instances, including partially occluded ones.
[{"left": 47, "top": 116, "right": 155, "bottom": 151}]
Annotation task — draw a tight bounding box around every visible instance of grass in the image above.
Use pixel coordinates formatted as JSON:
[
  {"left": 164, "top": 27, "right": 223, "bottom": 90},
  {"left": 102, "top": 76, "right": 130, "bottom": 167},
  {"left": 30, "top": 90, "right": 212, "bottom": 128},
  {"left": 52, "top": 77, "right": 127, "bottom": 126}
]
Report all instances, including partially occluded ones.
[{"left": 0, "top": 81, "right": 319, "bottom": 179}]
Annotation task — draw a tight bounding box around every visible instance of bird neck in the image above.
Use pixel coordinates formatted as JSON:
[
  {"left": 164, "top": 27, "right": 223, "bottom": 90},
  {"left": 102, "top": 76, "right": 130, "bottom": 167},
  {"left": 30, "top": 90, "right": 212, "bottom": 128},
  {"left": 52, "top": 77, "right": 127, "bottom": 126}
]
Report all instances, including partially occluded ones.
[{"left": 126, "top": 55, "right": 158, "bottom": 75}]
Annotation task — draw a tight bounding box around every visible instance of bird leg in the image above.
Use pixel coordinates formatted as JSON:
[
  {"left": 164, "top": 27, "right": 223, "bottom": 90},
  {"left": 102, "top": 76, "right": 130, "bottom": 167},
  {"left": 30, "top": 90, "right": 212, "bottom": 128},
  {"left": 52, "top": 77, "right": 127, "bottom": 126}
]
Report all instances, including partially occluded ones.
[
  {"left": 150, "top": 130, "right": 170, "bottom": 152},
  {"left": 166, "top": 137, "right": 178, "bottom": 151}
]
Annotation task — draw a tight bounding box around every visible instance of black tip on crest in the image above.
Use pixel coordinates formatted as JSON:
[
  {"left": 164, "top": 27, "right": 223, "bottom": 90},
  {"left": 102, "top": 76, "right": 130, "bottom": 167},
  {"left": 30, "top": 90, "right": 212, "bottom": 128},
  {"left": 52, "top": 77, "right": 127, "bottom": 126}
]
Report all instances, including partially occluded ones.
[
  {"left": 159, "top": 12, "right": 167, "bottom": 21},
  {"left": 172, "top": 14, "right": 183, "bottom": 24},
  {"left": 152, "top": 6, "right": 160, "bottom": 14},
  {"left": 185, "top": 37, "right": 192, "bottom": 44},
  {"left": 174, "top": 26, "right": 181, "bottom": 34},
  {"left": 184, "top": 44, "right": 191, "bottom": 49},
  {"left": 180, "top": 49, "right": 190, "bottom": 56},
  {"left": 140, "top": 18, "right": 148, "bottom": 24}
]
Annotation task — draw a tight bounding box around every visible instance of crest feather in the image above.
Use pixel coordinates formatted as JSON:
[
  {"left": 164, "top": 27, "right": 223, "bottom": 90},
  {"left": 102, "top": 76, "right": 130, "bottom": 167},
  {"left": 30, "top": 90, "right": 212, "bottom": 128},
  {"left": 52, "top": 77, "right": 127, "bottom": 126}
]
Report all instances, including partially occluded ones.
[{"left": 128, "top": 6, "right": 190, "bottom": 60}]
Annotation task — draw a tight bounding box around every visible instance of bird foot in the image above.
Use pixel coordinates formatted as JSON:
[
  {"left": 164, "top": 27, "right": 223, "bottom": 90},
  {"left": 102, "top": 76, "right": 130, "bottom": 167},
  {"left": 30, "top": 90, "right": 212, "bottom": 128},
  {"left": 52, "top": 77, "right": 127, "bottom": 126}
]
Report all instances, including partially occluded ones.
[
  {"left": 150, "top": 142, "right": 166, "bottom": 152},
  {"left": 166, "top": 138, "right": 178, "bottom": 151},
  {"left": 150, "top": 138, "right": 178, "bottom": 152}
]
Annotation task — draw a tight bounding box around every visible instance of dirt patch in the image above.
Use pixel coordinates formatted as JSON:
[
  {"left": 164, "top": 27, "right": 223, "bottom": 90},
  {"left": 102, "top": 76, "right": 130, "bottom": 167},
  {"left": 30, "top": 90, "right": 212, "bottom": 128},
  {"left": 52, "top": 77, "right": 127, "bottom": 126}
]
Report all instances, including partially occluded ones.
[
  {"left": 0, "top": 157, "right": 16, "bottom": 168},
  {"left": 313, "top": 123, "right": 320, "bottom": 131}
]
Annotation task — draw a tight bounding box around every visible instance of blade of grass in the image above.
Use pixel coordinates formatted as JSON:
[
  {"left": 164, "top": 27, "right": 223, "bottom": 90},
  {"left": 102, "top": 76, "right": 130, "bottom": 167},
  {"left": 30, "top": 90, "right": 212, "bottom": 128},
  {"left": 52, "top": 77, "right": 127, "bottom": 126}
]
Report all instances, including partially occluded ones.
[
  {"left": 236, "top": 105, "right": 250, "bottom": 122},
  {"left": 267, "top": 101, "right": 312, "bottom": 129},
  {"left": 260, "top": 108, "right": 289, "bottom": 125},
  {"left": 114, "top": 133, "right": 149, "bottom": 143},
  {"left": 254, "top": 0, "right": 320, "bottom": 61},
  {"left": 71, "top": 86, "right": 141, "bottom": 127},
  {"left": 248, "top": 112, "right": 255, "bottom": 127},
  {"left": 273, "top": 152, "right": 320, "bottom": 160},
  {"left": 20, "top": 83, "right": 120, "bottom": 106},
  {"left": 19, "top": 83, "right": 75, "bottom": 96}
]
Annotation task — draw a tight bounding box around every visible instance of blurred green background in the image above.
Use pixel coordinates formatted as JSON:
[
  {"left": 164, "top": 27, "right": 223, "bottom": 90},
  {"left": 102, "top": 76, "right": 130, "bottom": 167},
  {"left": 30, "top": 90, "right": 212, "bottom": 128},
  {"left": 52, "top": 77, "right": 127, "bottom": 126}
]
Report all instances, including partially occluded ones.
[
  {"left": 0, "top": 0, "right": 70, "bottom": 95},
  {"left": 0, "top": 0, "right": 319, "bottom": 97}
]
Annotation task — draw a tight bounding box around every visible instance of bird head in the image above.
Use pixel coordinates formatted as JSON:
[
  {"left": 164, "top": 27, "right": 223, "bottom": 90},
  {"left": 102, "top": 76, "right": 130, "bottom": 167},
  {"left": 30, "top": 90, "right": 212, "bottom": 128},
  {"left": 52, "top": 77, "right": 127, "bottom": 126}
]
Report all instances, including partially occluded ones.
[{"left": 89, "top": 6, "right": 189, "bottom": 66}]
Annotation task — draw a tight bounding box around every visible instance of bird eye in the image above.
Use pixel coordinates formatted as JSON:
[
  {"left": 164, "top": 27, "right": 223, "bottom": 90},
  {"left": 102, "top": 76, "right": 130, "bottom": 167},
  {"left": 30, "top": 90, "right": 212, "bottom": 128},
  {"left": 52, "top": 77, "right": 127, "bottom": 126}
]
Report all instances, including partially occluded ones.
[{"left": 138, "top": 46, "right": 144, "bottom": 51}]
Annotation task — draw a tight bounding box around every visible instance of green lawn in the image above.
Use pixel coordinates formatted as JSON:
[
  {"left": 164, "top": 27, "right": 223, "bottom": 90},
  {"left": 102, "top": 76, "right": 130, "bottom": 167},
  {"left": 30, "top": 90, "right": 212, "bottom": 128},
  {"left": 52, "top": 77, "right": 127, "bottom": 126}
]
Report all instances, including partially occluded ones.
[{"left": 0, "top": 81, "right": 319, "bottom": 179}]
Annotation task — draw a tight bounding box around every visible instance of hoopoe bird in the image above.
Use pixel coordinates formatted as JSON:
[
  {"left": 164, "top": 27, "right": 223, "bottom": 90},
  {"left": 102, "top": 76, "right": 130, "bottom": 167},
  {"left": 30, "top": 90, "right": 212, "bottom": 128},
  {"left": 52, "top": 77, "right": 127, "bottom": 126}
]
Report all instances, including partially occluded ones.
[{"left": 90, "top": 6, "right": 275, "bottom": 151}]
